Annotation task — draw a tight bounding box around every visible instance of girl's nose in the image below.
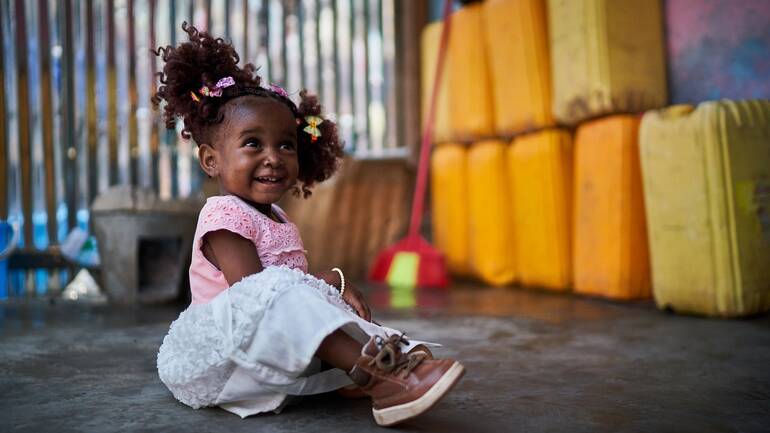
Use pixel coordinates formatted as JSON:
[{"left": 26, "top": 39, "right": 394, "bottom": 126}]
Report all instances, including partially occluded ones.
[{"left": 263, "top": 147, "right": 283, "bottom": 167}]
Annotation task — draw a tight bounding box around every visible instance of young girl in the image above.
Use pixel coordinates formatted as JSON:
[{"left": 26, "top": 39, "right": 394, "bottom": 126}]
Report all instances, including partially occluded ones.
[{"left": 153, "top": 23, "right": 464, "bottom": 427}]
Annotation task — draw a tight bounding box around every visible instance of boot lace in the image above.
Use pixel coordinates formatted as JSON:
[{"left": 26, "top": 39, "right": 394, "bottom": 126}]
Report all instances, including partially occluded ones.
[{"left": 368, "top": 334, "right": 427, "bottom": 377}]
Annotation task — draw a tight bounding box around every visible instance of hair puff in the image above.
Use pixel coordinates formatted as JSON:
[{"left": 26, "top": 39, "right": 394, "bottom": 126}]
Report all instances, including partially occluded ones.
[
  {"left": 151, "top": 21, "right": 261, "bottom": 144},
  {"left": 294, "top": 90, "right": 344, "bottom": 198}
]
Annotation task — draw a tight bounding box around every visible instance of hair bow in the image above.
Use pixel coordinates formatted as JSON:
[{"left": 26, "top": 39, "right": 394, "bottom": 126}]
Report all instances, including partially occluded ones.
[
  {"left": 192, "top": 76, "right": 235, "bottom": 101},
  {"left": 303, "top": 115, "right": 323, "bottom": 142}
]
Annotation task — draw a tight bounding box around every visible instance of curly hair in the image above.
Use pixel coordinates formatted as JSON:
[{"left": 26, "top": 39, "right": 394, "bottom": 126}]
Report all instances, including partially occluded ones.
[{"left": 151, "top": 22, "right": 343, "bottom": 198}]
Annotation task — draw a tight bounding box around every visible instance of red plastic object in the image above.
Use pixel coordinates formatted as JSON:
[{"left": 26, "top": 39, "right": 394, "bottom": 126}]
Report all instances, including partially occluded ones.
[{"left": 368, "top": 236, "right": 449, "bottom": 288}]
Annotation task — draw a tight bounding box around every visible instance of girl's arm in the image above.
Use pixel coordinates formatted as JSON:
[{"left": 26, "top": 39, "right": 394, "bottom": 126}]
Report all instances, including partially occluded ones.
[
  {"left": 203, "top": 229, "right": 263, "bottom": 286},
  {"left": 204, "top": 229, "right": 371, "bottom": 321},
  {"left": 313, "top": 269, "right": 342, "bottom": 289},
  {"left": 313, "top": 270, "right": 371, "bottom": 322}
]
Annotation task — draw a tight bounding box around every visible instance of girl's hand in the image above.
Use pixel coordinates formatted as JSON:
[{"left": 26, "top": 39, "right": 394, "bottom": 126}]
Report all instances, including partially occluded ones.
[{"left": 341, "top": 282, "right": 371, "bottom": 322}]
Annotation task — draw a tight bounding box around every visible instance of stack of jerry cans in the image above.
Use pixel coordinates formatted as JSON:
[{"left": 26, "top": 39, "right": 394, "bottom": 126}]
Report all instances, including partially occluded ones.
[
  {"left": 508, "top": 130, "right": 572, "bottom": 290},
  {"left": 468, "top": 140, "right": 517, "bottom": 286},
  {"left": 482, "top": 0, "right": 554, "bottom": 135},
  {"left": 448, "top": 2, "right": 495, "bottom": 141},
  {"left": 573, "top": 115, "right": 651, "bottom": 299},
  {"left": 430, "top": 143, "right": 471, "bottom": 276},
  {"left": 547, "top": 0, "right": 667, "bottom": 125},
  {"left": 639, "top": 100, "right": 770, "bottom": 317},
  {"left": 421, "top": 21, "right": 453, "bottom": 144}
]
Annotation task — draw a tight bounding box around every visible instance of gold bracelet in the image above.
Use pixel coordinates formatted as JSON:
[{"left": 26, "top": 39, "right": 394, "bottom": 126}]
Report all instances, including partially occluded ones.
[{"left": 331, "top": 267, "right": 345, "bottom": 296}]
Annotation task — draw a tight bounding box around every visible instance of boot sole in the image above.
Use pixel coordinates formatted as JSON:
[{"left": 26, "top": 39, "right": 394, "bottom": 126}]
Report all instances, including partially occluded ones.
[{"left": 372, "top": 361, "right": 465, "bottom": 427}]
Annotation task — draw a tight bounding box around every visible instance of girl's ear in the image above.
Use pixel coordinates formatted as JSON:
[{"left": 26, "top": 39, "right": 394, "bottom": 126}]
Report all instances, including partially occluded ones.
[{"left": 198, "top": 143, "right": 219, "bottom": 178}]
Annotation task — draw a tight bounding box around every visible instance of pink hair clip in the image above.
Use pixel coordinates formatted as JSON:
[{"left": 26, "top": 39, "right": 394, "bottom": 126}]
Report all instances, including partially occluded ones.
[
  {"left": 268, "top": 83, "right": 289, "bottom": 98},
  {"left": 197, "top": 76, "right": 235, "bottom": 98}
]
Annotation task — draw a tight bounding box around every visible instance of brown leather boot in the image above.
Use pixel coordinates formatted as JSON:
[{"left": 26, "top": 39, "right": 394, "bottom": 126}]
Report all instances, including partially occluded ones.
[
  {"left": 336, "top": 343, "right": 435, "bottom": 400},
  {"left": 348, "top": 334, "right": 465, "bottom": 426}
]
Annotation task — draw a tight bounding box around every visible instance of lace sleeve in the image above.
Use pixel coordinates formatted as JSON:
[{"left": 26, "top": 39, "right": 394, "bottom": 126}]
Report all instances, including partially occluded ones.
[{"left": 197, "top": 196, "right": 260, "bottom": 243}]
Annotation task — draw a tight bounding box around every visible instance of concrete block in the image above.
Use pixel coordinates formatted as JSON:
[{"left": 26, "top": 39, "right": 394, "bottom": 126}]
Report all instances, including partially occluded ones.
[{"left": 91, "top": 186, "right": 203, "bottom": 304}]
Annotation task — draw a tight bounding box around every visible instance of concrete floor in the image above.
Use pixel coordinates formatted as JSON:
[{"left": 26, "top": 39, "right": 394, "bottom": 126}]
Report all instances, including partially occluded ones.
[{"left": 1, "top": 284, "right": 770, "bottom": 433}]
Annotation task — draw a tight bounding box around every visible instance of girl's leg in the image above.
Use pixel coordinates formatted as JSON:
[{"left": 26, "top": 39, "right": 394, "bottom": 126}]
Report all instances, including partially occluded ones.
[{"left": 315, "top": 329, "right": 363, "bottom": 372}]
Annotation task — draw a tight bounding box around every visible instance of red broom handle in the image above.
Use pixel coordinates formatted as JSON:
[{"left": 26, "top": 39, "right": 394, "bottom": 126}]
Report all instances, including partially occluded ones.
[{"left": 408, "top": 0, "right": 453, "bottom": 239}]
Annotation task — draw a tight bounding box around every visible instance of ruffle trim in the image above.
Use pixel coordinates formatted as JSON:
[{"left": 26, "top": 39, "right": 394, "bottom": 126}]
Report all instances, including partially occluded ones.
[{"left": 157, "top": 266, "right": 354, "bottom": 409}]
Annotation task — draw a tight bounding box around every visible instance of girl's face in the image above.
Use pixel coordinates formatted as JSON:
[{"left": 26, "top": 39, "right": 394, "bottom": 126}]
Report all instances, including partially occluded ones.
[{"left": 199, "top": 97, "right": 299, "bottom": 208}]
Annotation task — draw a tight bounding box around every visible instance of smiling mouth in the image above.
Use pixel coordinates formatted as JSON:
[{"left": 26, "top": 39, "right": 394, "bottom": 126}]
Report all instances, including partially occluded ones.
[{"left": 254, "top": 176, "right": 285, "bottom": 185}]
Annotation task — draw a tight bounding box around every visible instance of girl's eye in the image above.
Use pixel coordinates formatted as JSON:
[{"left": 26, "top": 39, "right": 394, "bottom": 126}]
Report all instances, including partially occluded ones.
[
  {"left": 244, "top": 139, "right": 262, "bottom": 148},
  {"left": 280, "top": 141, "right": 296, "bottom": 151}
]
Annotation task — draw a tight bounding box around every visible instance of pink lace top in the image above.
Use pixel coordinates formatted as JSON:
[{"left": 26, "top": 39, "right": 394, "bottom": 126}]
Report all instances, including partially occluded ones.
[{"left": 189, "top": 195, "right": 308, "bottom": 305}]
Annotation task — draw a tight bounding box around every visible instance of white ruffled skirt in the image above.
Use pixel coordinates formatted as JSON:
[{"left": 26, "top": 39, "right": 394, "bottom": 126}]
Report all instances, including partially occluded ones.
[{"left": 157, "top": 266, "right": 429, "bottom": 418}]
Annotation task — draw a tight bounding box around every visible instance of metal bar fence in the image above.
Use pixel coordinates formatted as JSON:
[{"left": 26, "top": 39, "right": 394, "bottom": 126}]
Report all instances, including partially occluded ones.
[{"left": 0, "top": 0, "right": 402, "bottom": 298}]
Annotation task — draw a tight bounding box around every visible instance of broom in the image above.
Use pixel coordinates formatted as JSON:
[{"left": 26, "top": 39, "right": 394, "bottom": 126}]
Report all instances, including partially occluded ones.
[{"left": 368, "top": 0, "right": 453, "bottom": 289}]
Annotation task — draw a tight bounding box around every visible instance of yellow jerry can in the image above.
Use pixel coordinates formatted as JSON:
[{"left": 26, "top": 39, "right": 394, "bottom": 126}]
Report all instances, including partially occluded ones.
[
  {"left": 573, "top": 115, "right": 651, "bottom": 300},
  {"left": 640, "top": 100, "right": 770, "bottom": 317},
  {"left": 483, "top": 0, "right": 554, "bottom": 136},
  {"left": 431, "top": 143, "right": 471, "bottom": 276},
  {"left": 448, "top": 3, "right": 495, "bottom": 141},
  {"left": 508, "top": 129, "right": 572, "bottom": 290},
  {"left": 547, "top": 0, "right": 667, "bottom": 125},
  {"left": 468, "top": 140, "right": 516, "bottom": 285},
  {"left": 421, "top": 21, "right": 453, "bottom": 144}
]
